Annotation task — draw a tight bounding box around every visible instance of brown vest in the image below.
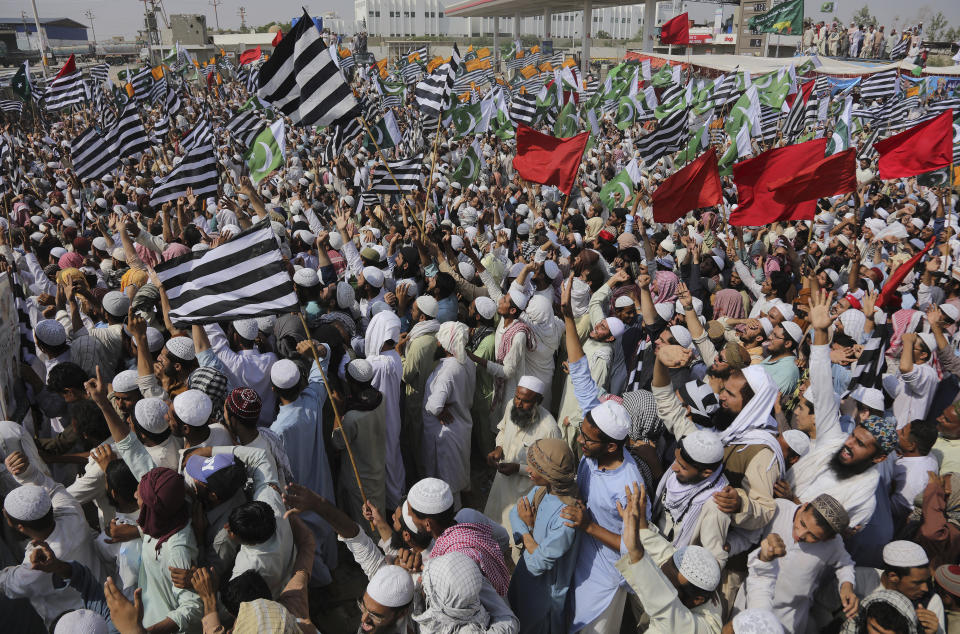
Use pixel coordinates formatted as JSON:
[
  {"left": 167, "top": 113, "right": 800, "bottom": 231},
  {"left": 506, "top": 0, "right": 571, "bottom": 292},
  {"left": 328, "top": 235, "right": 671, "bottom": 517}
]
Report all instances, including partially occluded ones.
[{"left": 722, "top": 444, "right": 767, "bottom": 489}]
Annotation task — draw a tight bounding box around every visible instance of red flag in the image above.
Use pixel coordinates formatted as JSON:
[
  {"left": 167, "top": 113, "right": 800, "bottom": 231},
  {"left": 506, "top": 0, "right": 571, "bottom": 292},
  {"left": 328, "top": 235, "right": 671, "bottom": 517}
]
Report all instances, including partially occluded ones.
[
  {"left": 767, "top": 148, "right": 857, "bottom": 204},
  {"left": 877, "top": 236, "right": 936, "bottom": 308},
  {"left": 239, "top": 46, "right": 262, "bottom": 65},
  {"left": 652, "top": 148, "right": 722, "bottom": 223},
  {"left": 786, "top": 78, "right": 815, "bottom": 108},
  {"left": 512, "top": 124, "right": 589, "bottom": 195},
  {"left": 660, "top": 13, "right": 690, "bottom": 45},
  {"left": 55, "top": 54, "right": 76, "bottom": 79},
  {"left": 730, "top": 138, "right": 827, "bottom": 226},
  {"left": 272, "top": 30, "right": 283, "bottom": 47},
  {"left": 874, "top": 110, "right": 953, "bottom": 180}
]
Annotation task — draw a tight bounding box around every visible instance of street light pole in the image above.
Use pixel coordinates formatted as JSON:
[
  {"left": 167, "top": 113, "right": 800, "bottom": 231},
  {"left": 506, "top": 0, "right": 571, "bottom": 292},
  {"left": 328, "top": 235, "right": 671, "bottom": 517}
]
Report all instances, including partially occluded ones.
[
  {"left": 83, "top": 9, "right": 97, "bottom": 44},
  {"left": 209, "top": 0, "right": 222, "bottom": 31},
  {"left": 29, "top": 0, "right": 48, "bottom": 77}
]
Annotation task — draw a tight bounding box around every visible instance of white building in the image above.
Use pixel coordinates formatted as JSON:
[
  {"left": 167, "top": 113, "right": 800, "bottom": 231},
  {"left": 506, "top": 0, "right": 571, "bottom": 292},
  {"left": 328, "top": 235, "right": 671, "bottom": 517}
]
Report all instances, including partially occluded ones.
[{"left": 355, "top": 0, "right": 645, "bottom": 40}]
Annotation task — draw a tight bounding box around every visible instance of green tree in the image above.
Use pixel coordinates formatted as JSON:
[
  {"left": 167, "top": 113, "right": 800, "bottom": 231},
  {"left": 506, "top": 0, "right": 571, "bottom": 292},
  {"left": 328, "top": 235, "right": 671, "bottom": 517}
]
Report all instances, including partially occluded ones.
[
  {"left": 595, "top": 30, "right": 612, "bottom": 39},
  {"left": 850, "top": 5, "right": 877, "bottom": 27},
  {"left": 924, "top": 11, "right": 949, "bottom": 40}
]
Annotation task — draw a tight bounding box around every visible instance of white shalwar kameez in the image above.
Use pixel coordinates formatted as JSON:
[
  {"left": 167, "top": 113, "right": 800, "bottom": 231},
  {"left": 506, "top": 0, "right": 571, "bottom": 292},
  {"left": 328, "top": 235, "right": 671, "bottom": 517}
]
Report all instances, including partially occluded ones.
[{"left": 421, "top": 356, "right": 476, "bottom": 496}]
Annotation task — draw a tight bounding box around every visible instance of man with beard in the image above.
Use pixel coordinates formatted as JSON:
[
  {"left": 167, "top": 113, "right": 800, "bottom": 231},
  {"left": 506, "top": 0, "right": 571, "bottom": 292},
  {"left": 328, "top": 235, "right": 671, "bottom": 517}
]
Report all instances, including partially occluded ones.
[
  {"left": 727, "top": 244, "right": 788, "bottom": 319},
  {"left": 483, "top": 376, "right": 561, "bottom": 529},
  {"left": 782, "top": 289, "right": 896, "bottom": 532},
  {"left": 679, "top": 283, "right": 751, "bottom": 394},
  {"left": 759, "top": 321, "right": 802, "bottom": 397},
  {"left": 129, "top": 314, "right": 198, "bottom": 400},
  {"left": 857, "top": 541, "right": 944, "bottom": 634}
]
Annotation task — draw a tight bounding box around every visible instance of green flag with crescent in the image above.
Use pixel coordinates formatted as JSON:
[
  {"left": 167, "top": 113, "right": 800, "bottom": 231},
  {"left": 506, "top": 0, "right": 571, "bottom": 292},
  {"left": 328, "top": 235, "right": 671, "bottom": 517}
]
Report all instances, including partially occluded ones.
[
  {"left": 244, "top": 119, "right": 285, "bottom": 184},
  {"left": 748, "top": 0, "right": 803, "bottom": 34},
  {"left": 11, "top": 62, "right": 31, "bottom": 101},
  {"left": 450, "top": 103, "right": 482, "bottom": 139},
  {"left": 554, "top": 102, "right": 579, "bottom": 138},
  {"left": 364, "top": 111, "right": 403, "bottom": 151},
  {"left": 599, "top": 159, "right": 642, "bottom": 211},
  {"left": 825, "top": 96, "right": 852, "bottom": 155},
  {"left": 451, "top": 140, "right": 482, "bottom": 188}
]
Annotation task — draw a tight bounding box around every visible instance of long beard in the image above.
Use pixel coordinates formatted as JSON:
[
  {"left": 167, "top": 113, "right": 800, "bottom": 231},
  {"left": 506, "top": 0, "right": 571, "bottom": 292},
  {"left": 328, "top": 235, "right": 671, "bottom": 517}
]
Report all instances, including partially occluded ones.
[
  {"left": 829, "top": 449, "right": 874, "bottom": 479},
  {"left": 710, "top": 407, "right": 738, "bottom": 431},
  {"left": 510, "top": 405, "right": 538, "bottom": 429}
]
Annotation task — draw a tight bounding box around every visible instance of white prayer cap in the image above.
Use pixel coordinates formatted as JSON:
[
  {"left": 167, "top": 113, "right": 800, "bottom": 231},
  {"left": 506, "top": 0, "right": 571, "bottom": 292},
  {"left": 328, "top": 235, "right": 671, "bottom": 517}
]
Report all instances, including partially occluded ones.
[
  {"left": 337, "top": 281, "right": 355, "bottom": 309},
  {"left": 732, "top": 609, "right": 784, "bottom": 634},
  {"left": 50, "top": 246, "right": 67, "bottom": 259},
  {"left": 165, "top": 336, "right": 196, "bottom": 361},
  {"left": 92, "top": 237, "right": 110, "bottom": 252},
  {"left": 450, "top": 235, "right": 464, "bottom": 251},
  {"left": 918, "top": 333, "right": 937, "bottom": 355},
  {"left": 518, "top": 375, "right": 546, "bottom": 395},
  {"left": 772, "top": 301, "right": 795, "bottom": 321},
  {"left": 782, "top": 429, "right": 811, "bottom": 458},
  {"left": 659, "top": 237, "right": 676, "bottom": 253},
  {"left": 605, "top": 317, "right": 626, "bottom": 340},
  {"left": 232, "top": 319, "right": 259, "bottom": 341},
  {"left": 654, "top": 302, "right": 675, "bottom": 321},
  {"left": 781, "top": 320, "right": 803, "bottom": 345},
  {"left": 672, "top": 545, "right": 721, "bottom": 591},
  {"left": 366, "top": 565, "right": 415, "bottom": 608},
  {"left": 681, "top": 430, "right": 724, "bottom": 465},
  {"left": 135, "top": 398, "right": 169, "bottom": 434},
  {"left": 104, "top": 291, "right": 129, "bottom": 321},
  {"left": 328, "top": 231, "right": 344, "bottom": 249},
  {"left": 836, "top": 234, "right": 850, "bottom": 248},
  {"left": 362, "top": 266, "right": 385, "bottom": 288},
  {"left": 407, "top": 477, "right": 454, "bottom": 515},
  {"left": 614, "top": 296, "right": 634, "bottom": 309},
  {"left": 142, "top": 327, "right": 164, "bottom": 353},
  {"left": 509, "top": 288, "right": 530, "bottom": 311},
  {"left": 173, "top": 389, "right": 212, "bottom": 427},
  {"left": 271, "top": 359, "right": 302, "bottom": 389},
  {"left": 293, "top": 267, "right": 320, "bottom": 287},
  {"left": 35, "top": 319, "right": 67, "bottom": 346},
  {"left": 911, "top": 218, "right": 925, "bottom": 230},
  {"left": 669, "top": 325, "right": 693, "bottom": 349},
  {"left": 112, "top": 248, "right": 126, "bottom": 262},
  {"left": 416, "top": 295, "right": 439, "bottom": 318},
  {"left": 347, "top": 358, "right": 374, "bottom": 383},
  {"left": 824, "top": 269, "right": 839, "bottom": 285},
  {"left": 54, "top": 608, "right": 109, "bottom": 634},
  {"left": 458, "top": 261, "right": 476, "bottom": 280},
  {"left": 4, "top": 484, "right": 51, "bottom": 521},
  {"left": 474, "top": 296, "right": 496, "bottom": 320},
  {"left": 882, "top": 540, "right": 929, "bottom": 568},
  {"left": 95, "top": 197, "right": 108, "bottom": 208},
  {"left": 940, "top": 303, "right": 960, "bottom": 322},
  {"left": 757, "top": 317, "right": 773, "bottom": 337},
  {"left": 543, "top": 260, "right": 560, "bottom": 280},
  {"left": 850, "top": 386, "right": 885, "bottom": 412},
  {"left": 256, "top": 316, "right": 277, "bottom": 336},
  {"left": 589, "top": 400, "right": 631, "bottom": 441},
  {"left": 112, "top": 370, "right": 139, "bottom": 394},
  {"left": 295, "top": 229, "right": 316, "bottom": 244}
]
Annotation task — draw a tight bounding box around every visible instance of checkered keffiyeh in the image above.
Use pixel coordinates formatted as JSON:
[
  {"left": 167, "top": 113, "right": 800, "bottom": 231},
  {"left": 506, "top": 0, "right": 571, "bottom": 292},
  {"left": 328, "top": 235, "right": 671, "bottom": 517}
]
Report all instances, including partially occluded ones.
[
  {"left": 431, "top": 523, "right": 510, "bottom": 597},
  {"left": 188, "top": 367, "right": 229, "bottom": 423}
]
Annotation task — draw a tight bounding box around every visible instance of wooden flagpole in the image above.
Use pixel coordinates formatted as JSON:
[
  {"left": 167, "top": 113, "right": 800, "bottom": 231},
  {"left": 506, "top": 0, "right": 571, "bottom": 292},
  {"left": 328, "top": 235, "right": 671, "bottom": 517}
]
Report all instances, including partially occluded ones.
[
  {"left": 296, "top": 312, "right": 374, "bottom": 531},
  {"left": 423, "top": 100, "right": 447, "bottom": 231}
]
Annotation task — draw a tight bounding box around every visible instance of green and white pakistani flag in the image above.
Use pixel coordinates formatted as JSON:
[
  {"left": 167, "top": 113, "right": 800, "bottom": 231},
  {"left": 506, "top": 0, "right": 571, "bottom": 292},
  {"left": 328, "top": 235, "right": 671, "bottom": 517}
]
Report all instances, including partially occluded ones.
[
  {"left": 754, "top": 67, "right": 792, "bottom": 109},
  {"left": 492, "top": 109, "right": 515, "bottom": 140},
  {"left": 11, "top": 62, "right": 31, "bottom": 101},
  {"left": 364, "top": 111, "right": 403, "bottom": 151},
  {"left": 616, "top": 95, "right": 644, "bottom": 130},
  {"left": 825, "top": 96, "right": 853, "bottom": 155},
  {"left": 651, "top": 64, "right": 674, "bottom": 87},
  {"left": 748, "top": 0, "right": 803, "bottom": 34},
  {"left": 450, "top": 103, "right": 483, "bottom": 139},
  {"left": 676, "top": 116, "right": 713, "bottom": 165},
  {"left": 599, "top": 159, "right": 642, "bottom": 210},
  {"left": 725, "top": 85, "right": 761, "bottom": 138},
  {"left": 554, "top": 101, "right": 579, "bottom": 138},
  {"left": 245, "top": 119, "right": 285, "bottom": 184},
  {"left": 450, "top": 139, "right": 482, "bottom": 188}
]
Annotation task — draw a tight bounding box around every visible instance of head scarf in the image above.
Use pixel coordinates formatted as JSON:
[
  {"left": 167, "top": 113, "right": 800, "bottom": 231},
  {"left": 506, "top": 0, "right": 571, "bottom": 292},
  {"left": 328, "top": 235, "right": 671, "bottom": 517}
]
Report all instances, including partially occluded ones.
[
  {"left": 837, "top": 309, "right": 866, "bottom": 343},
  {"left": 121, "top": 267, "right": 149, "bottom": 293},
  {"left": 56, "top": 267, "right": 89, "bottom": 289},
  {"left": 621, "top": 389, "right": 664, "bottom": 442},
  {"left": 653, "top": 270, "right": 679, "bottom": 304},
  {"left": 58, "top": 251, "right": 84, "bottom": 270},
  {"left": 889, "top": 308, "right": 922, "bottom": 357},
  {"left": 364, "top": 310, "right": 401, "bottom": 359},
  {"left": 840, "top": 589, "right": 917, "bottom": 634},
  {"left": 720, "top": 366, "right": 785, "bottom": 474},
  {"left": 137, "top": 467, "right": 189, "bottom": 554},
  {"left": 527, "top": 438, "right": 580, "bottom": 505},
  {"left": 232, "top": 599, "right": 300, "bottom": 634},
  {"left": 188, "top": 367, "right": 229, "bottom": 424},
  {"left": 162, "top": 242, "right": 191, "bottom": 261},
  {"left": 713, "top": 288, "right": 746, "bottom": 319},
  {"left": 523, "top": 295, "right": 563, "bottom": 350},
  {"left": 437, "top": 321, "right": 469, "bottom": 364},
  {"left": 319, "top": 310, "right": 357, "bottom": 338},
  {"left": 413, "top": 552, "right": 490, "bottom": 634},
  {"left": 134, "top": 243, "right": 161, "bottom": 268},
  {"left": 570, "top": 277, "right": 592, "bottom": 318}
]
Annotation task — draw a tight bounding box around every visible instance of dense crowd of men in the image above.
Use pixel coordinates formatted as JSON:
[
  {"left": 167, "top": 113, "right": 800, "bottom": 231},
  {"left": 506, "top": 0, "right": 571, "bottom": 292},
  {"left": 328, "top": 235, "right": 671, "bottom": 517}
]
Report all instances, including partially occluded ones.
[
  {"left": 0, "top": 21, "right": 959, "bottom": 634},
  {"left": 801, "top": 19, "right": 927, "bottom": 61}
]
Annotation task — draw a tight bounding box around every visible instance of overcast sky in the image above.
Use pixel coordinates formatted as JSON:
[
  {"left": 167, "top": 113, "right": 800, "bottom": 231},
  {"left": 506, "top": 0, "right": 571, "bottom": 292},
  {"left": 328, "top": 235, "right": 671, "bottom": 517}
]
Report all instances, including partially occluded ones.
[{"left": 11, "top": 0, "right": 960, "bottom": 39}]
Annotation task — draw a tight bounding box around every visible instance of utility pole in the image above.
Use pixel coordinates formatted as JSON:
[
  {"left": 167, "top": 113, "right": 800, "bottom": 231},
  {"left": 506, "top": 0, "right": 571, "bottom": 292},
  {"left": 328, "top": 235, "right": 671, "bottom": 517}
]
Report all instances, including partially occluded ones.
[
  {"left": 209, "top": 0, "right": 222, "bottom": 31},
  {"left": 29, "top": 0, "right": 48, "bottom": 77},
  {"left": 238, "top": 6, "right": 247, "bottom": 31},
  {"left": 83, "top": 9, "right": 97, "bottom": 44}
]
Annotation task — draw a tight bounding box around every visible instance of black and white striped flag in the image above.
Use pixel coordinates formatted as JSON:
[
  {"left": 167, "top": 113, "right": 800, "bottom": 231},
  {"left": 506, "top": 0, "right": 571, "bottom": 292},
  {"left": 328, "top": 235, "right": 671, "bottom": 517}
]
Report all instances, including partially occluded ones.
[
  {"left": 0, "top": 136, "right": 11, "bottom": 168},
  {"left": 70, "top": 126, "right": 119, "bottom": 182},
  {"left": 244, "top": 65, "right": 260, "bottom": 93},
  {"left": 150, "top": 76, "right": 167, "bottom": 105},
  {"left": 0, "top": 100, "right": 23, "bottom": 116},
  {"left": 165, "top": 88, "right": 183, "bottom": 116},
  {"left": 100, "top": 103, "right": 118, "bottom": 130},
  {"left": 45, "top": 70, "right": 85, "bottom": 110},
  {"left": 858, "top": 128, "right": 880, "bottom": 161},
  {"left": 149, "top": 143, "right": 219, "bottom": 206},
  {"left": 510, "top": 93, "right": 537, "bottom": 125},
  {"left": 636, "top": 109, "right": 688, "bottom": 165},
  {"left": 109, "top": 98, "right": 151, "bottom": 158},
  {"left": 131, "top": 67, "right": 154, "bottom": 102},
  {"left": 844, "top": 332, "right": 888, "bottom": 396},
  {"left": 89, "top": 63, "right": 110, "bottom": 83},
  {"left": 153, "top": 223, "right": 298, "bottom": 326},
  {"left": 323, "top": 110, "right": 364, "bottom": 162},
  {"left": 152, "top": 116, "right": 171, "bottom": 144},
  {"left": 859, "top": 69, "right": 897, "bottom": 103},
  {"left": 415, "top": 46, "right": 460, "bottom": 119},
  {"left": 257, "top": 9, "right": 357, "bottom": 128},
  {"left": 225, "top": 109, "right": 265, "bottom": 147},
  {"left": 369, "top": 153, "right": 423, "bottom": 193},
  {"left": 889, "top": 37, "right": 909, "bottom": 60},
  {"left": 181, "top": 113, "right": 215, "bottom": 152}
]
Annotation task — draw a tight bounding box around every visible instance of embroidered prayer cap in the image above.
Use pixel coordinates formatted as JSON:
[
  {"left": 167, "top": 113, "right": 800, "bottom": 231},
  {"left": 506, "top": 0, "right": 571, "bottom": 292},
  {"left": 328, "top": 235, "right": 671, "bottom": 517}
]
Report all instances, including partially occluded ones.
[
  {"left": 165, "top": 336, "right": 196, "bottom": 361},
  {"left": 508, "top": 287, "right": 530, "bottom": 311},
  {"left": 35, "top": 319, "right": 67, "bottom": 347},
  {"left": 614, "top": 296, "right": 634, "bottom": 309},
  {"left": 882, "top": 540, "right": 929, "bottom": 568},
  {"left": 681, "top": 430, "right": 724, "bottom": 465},
  {"left": 810, "top": 493, "right": 849, "bottom": 534},
  {"left": 474, "top": 296, "right": 496, "bottom": 320},
  {"left": 407, "top": 477, "right": 454, "bottom": 515},
  {"left": 271, "top": 359, "right": 302, "bottom": 389},
  {"left": 102, "top": 291, "right": 130, "bottom": 317},
  {"left": 256, "top": 316, "right": 277, "bottom": 336},
  {"left": 226, "top": 388, "right": 262, "bottom": 424},
  {"left": 111, "top": 370, "right": 139, "bottom": 394},
  {"left": 367, "top": 565, "right": 415, "bottom": 608},
  {"left": 416, "top": 295, "right": 439, "bottom": 318},
  {"left": 782, "top": 429, "right": 811, "bottom": 458},
  {"left": 517, "top": 375, "right": 546, "bottom": 395},
  {"left": 458, "top": 262, "right": 475, "bottom": 280},
  {"left": 732, "top": 609, "right": 784, "bottom": 634},
  {"left": 859, "top": 414, "right": 897, "bottom": 456},
  {"left": 347, "top": 359, "right": 374, "bottom": 383},
  {"left": 337, "top": 281, "right": 355, "bottom": 309},
  {"left": 293, "top": 267, "right": 320, "bottom": 287},
  {"left": 772, "top": 301, "right": 795, "bottom": 321},
  {"left": 934, "top": 565, "right": 960, "bottom": 597},
  {"left": 4, "top": 484, "right": 51, "bottom": 521},
  {"left": 672, "top": 545, "right": 721, "bottom": 592},
  {"left": 173, "top": 389, "right": 212, "bottom": 427},
  {"left": 135, "top": 398, "right": 169, "bottom": 433},
  {"left": 589, "top": 400, "right": 631, "bottom": 441},
  {"left": 361, "top": 266, "right": 385, "bottom": 288},
  {"left": 232, "top": 318, "right": 260, "bottom": 341},
  {"left": 53, "top": 609, "right": 109, "bottom": 634},
  {"left": 654, "top": 301, "right": 675, "bottom": 321}
]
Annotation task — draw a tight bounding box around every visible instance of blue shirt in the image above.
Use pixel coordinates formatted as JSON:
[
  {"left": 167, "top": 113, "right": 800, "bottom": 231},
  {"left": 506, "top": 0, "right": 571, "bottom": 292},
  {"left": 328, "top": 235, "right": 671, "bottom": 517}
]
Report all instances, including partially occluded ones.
[{"left": 436, "top": 295, "right": 458, "bottom": 323}]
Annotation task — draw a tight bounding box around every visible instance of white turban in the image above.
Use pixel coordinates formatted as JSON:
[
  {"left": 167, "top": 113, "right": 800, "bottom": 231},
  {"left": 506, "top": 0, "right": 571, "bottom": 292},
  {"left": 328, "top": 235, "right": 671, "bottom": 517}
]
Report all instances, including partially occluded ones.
[{"left": 437, "top": 321, "right": 469, "bottom": 364}]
